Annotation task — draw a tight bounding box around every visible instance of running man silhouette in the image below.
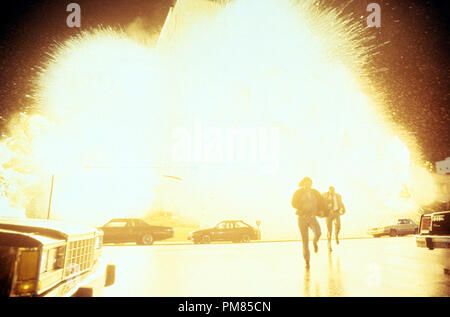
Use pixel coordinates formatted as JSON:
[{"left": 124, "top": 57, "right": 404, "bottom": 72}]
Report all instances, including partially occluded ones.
[
  {"left": 323, "top": 186, "right": 346, "bottom": 252},
  {"left": 291, "top": 177, "right": 326, "bottom": 269}
]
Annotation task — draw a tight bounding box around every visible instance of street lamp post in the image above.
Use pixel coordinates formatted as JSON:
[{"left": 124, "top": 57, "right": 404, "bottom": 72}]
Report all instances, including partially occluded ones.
[{"left": 47, "top": 174, "right": 55, "bottom": 220}]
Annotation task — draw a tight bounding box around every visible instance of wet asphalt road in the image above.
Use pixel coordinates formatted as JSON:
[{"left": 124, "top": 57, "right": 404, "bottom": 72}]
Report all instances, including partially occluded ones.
[{"left": 101, "top": 236, "right": 450, "bottom": 297}]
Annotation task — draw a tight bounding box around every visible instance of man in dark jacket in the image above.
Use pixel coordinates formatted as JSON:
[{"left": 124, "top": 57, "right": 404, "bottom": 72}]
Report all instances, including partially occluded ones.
[
  {"left": 291, "top": 177, "right": 326, "bottom": 269},
  {"left": 323, "top": 186, "right": 346, "bottom": 252}
]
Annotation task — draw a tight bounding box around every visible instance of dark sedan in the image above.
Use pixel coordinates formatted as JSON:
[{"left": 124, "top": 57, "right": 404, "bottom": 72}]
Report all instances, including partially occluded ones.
[
  {"left": 99, "top": 218, "right": 174, "bottom": 245},
  {"left": 188, "top": 220, "right": 261, "bottom": 244}
]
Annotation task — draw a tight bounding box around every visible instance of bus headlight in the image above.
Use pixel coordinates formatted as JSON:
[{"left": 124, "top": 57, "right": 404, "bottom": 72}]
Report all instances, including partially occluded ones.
[
  {"left": 16, "top": 281, "right": 37, "bottom": 294},
  {"left": 18, "top": 250, "right": 39, "bottom": 281},
  {"left": 39, "top": 250, "right": 48, "bottom": 273},
  {"left": 16, "top": 250, "right": 39, "bottom": 295},
  {"left": 95, "top": 235, "right": 103, "bottom": 249}
]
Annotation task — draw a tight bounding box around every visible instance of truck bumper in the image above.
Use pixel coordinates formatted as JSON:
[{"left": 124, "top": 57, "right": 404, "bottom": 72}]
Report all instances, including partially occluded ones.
[
  {"left": 368, "top": 229, "right": 387, "bottom": 236},
  {"left": 39, "top": 257, "right": 115, "bottom": 297},
  {"left": 416, "top": 235, "right": 450, "bottom": 250},
  {"left": 71, "top": 259, "right": 115, "bottom": 297}
]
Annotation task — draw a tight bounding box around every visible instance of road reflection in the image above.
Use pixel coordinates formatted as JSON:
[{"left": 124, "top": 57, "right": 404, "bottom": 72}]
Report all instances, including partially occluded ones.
[
  {"left": 327, "top": 252, "right": 345, "bottom": 296},
  {"left": 302, "top": 252, "right": 346, "bottom": 297},
  {"left": 303, "top": 268, "right": 310, "bottom": 296},
  {"left": 103, "top": 238, "right": 450, "bottom": 297}
]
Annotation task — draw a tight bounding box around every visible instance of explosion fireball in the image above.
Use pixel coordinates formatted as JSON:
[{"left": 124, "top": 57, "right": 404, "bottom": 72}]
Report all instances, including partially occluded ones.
[{"left": 0, "top": 0, "right": 437, "bottom": 238}]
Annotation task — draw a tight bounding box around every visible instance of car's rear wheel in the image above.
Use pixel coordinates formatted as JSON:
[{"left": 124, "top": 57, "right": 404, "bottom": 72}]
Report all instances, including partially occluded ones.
[
  {"left": 241, "top": 234, "right": 250, "bottom": 243},
  {"left": 389, "top": 229, "right": 397, "bottom": 237},
  {"left": 140, "top": 234, "right": 154, "bottom": 245},
  {"left": 201, "top": 235, "right": 211, "bottom": 244}
]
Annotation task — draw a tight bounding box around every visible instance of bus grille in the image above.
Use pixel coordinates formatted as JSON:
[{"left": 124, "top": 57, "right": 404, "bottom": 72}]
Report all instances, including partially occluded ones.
[{"left": 64, "top": 238, "right": 95, "bottom": 277}]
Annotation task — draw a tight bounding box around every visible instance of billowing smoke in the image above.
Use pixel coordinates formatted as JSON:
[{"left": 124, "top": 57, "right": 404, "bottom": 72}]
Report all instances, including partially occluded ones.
[{"left": 0, "top": 0, "right": 437, "bottom": 238}]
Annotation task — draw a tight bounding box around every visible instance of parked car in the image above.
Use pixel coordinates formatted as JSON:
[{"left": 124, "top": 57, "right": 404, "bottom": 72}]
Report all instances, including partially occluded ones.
[
  {"left": 0, "top": 217, "right": 115, "bottom": 297},
  {"left": 416, "top": 210, "right": 450, "bottom": 274},
  {"left": 188, "top": 220, "right": 261, "bottom": 244},
  {"left": 99, "top": 218, "right": 174, "bottom": 245},
  {"left": 416, "top": 211, "right": 450, "bottom": 250},
  {"left": 368, "top": 218, "right": 418, "bottom": 237}
]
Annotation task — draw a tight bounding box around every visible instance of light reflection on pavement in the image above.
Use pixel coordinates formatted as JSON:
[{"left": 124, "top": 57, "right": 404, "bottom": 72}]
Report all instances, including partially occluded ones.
[{"left": 102, "top": 237, "right": 450, "bottom": 297}]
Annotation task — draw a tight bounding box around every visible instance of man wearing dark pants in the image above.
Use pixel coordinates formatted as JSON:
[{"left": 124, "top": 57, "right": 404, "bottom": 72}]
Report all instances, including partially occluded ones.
[
  {"left": 323, "top": 186, "right": 346, "bottom": 252},
  {"left": 291, "top": 177, "right": 325, "bottom": 269}
]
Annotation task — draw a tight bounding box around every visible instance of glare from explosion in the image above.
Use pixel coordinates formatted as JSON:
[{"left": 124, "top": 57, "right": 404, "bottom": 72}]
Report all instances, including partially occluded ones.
[{"left": 0, "top": 0, "right": 437, "bottom": 238}]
